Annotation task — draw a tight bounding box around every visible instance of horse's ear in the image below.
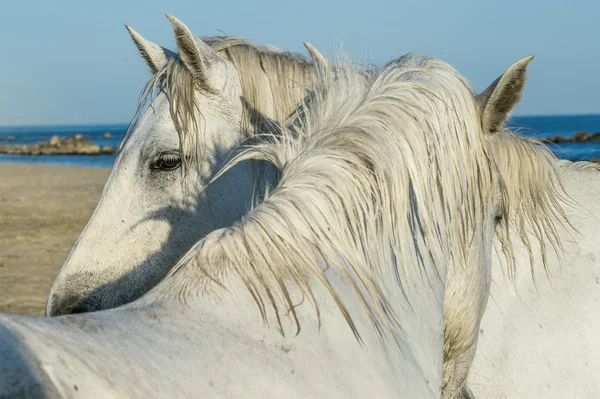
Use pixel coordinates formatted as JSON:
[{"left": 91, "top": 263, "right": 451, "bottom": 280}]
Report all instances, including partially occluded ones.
[
  {"left": 477, "top": 55, "right": 534, "bottom": 133},
  {"left": 166, "top": 14, "right": 220, "bottom": 91},
  {"left": 304, "top": 42, "right": 329, "bottom": 71},
  {"left": 125, "top": 25, "right": 174, "bottom": 74}
]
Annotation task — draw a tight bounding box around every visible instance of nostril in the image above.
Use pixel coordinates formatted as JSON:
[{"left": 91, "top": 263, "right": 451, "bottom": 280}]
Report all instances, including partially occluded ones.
[{"left": 46, "top": 293, "right": 99, "bottom": 316}]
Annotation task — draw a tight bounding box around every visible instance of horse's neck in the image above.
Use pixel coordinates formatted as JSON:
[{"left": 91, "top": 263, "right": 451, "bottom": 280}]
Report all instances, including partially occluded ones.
[
  {"left": 552, "top": 160, "right": 600, "bottom": 271},
  {"left": 143, "top": 219, "right": 449, "bottom": 393},
  {"left": 493, "top": 160, "right": 600, "bottom": 285},
  {"left": 1, "top": 275, "right": 442, "bottom": 398},
  {"left": 470, "top": 163, "right": 600, "bottom": 398},
  {"left": 540, "top": 160, "right": 600, "bottom": 273},
  {"left": 557, "top": 161, "right": 600, "bottom": 224}
]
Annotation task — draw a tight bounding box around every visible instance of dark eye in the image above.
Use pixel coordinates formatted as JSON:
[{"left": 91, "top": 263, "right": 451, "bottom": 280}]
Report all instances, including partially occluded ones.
[{"left": 152, "top": 153, "right": 182, "bottom": 171}]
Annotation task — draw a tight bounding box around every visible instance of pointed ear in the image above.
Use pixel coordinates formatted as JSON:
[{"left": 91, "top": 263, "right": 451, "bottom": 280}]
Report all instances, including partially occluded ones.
[
  {"left": 304, "top": 42, "right": 329, "bottom": 70},
  {"left": 166, "top": 14, "right": 220, "bottom": 91},
  {"left": 477, "top": 55, "right": 534, "bottom": 133},
  {"left": 125, "top": 25, "right": 174, "bottom": 74}
]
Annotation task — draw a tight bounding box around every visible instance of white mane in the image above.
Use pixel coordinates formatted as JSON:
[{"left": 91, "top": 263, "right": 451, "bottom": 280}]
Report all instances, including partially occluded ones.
[
  {"left": 489, "top": 131, "right": 571, "bottom": 279},
  {"left": 161, "top": 53, "right": 530, "bottom": 342}
]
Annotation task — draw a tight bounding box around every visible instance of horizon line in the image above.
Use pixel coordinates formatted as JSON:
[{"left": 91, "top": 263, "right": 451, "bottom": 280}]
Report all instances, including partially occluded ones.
[{"left": 1, "top": 112, "right": 600, "bottom": 129}]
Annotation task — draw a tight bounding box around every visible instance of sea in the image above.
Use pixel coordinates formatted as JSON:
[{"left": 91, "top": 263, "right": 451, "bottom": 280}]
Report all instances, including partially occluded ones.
[{"left": 1, "top": 114, "right": 600, "bottom": 168}]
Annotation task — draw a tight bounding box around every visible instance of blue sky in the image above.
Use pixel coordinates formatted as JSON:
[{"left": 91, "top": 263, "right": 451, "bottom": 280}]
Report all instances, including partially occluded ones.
[{"left": 0, "top": 0, "right": 598, "bottom": 125}]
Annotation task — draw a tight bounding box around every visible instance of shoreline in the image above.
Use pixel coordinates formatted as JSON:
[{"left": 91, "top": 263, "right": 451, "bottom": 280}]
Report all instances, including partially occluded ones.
[
  {"left": 0, "top": 163, "right": 109, "bottom": 315},
  {"left": 0, "top": 158, "right": 114, "bottom": 167},
  {"left": 0, "top": 154, "right": 115, "bottom": 169}
]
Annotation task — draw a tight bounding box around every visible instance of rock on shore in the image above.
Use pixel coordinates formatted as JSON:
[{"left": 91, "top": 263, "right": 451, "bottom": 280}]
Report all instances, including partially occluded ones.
[
  {"left": 546, "top": 131, "right": 600, "bottom": 144},
  {"left": 0, "top": 135, "right": 115, "bottom": 155}
]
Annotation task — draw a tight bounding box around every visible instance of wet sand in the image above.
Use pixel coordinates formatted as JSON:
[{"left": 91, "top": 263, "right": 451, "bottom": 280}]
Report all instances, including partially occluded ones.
[{"left": 0, "top": 163, "right": 109, "bottom": 315}]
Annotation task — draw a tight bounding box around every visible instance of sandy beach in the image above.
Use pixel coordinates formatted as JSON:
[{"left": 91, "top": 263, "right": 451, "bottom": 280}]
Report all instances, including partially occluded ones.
[{"left": 0, "top": 163, "right": 109, "bottom": 315}]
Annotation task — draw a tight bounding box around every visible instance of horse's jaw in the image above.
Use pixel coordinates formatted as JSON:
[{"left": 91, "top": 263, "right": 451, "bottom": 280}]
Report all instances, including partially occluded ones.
[{"left": 46, "top": 156, "right": 258, "bottom": 316}]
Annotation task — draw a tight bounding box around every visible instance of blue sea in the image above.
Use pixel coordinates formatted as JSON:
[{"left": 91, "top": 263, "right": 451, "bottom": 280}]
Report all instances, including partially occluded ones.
[
  {"left": 1, "top": 115, "right": 600, "bottom": 168},
  {"left": 0, "top": 124, "right": 126, "bottom": 168}
]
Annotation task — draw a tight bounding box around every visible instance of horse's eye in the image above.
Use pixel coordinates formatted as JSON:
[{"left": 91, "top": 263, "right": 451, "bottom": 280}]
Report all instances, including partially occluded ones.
[{"left": 152, "top": 153, "right": 182, "bottom": 171}]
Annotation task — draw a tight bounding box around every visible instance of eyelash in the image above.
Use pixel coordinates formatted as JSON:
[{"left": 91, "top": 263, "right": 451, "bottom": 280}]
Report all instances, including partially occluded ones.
[{"left": 152, "top": 153, "right": 182, "bottom": 171}]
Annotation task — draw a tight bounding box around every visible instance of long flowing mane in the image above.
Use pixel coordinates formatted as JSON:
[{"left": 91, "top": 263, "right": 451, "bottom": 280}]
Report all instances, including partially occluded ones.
[{"left": 155, "top": 53, "right": 565, "bottom": 343}]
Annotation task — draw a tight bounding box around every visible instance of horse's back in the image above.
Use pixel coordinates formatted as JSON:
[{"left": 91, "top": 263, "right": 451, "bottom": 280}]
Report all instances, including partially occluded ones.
[
  {"left": 0, "top": 297, "right": 435, "bottom": 399},
  {"left": 0, "top": 315, "right": 61, "bottom": 399}
]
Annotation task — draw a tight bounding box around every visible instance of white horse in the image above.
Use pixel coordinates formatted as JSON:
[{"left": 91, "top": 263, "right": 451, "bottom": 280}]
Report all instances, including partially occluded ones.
[
  {"left": 46, "top": 16, "right": 320, "bottom": 316},
  {"left": 469, "top": 159, "right": 600, "bottom": 398},
  {"left": 0, "top": 48, "right": 536, "bottom": 398},
  {"left": 43, "top": 16, "right": 566, "bottom": 397}
]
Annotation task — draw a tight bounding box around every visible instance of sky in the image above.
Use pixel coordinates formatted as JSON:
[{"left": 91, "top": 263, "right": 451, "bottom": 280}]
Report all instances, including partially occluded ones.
[{"left": 0, "top": 0, "right": 598, "bottom": 125}]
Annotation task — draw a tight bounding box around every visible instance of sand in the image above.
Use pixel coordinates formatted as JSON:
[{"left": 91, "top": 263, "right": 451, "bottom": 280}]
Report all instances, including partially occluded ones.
[{"left": 0, "top": 163, "right": 109, "bottom": 315}]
